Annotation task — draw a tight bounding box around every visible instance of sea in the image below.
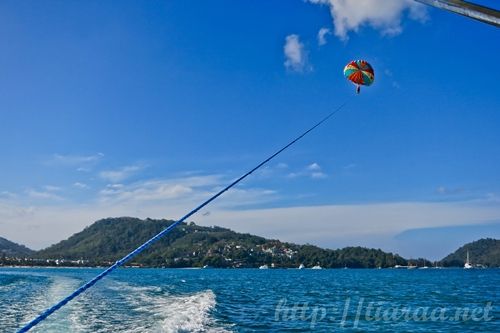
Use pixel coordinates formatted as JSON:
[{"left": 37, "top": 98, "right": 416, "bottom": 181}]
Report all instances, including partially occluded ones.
[{"left": 0, "top": 267, "right": 498, "bottom": 332}]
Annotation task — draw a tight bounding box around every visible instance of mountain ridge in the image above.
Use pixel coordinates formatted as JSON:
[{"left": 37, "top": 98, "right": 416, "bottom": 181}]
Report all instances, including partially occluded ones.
[
  {"left": 0, "top": 236, "right": 34, "bottom": 257},
  {"left": 441, "top": 238, "right": 500, "bottom": 267},
  {"left": 8, "top": 217, "right": 413, "bottom": 268},
  {"left": 2, "top": 218, "right": 498, "bottom": 268}
]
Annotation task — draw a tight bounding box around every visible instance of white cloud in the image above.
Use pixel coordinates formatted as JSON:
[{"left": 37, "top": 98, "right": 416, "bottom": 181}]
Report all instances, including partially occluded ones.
[
  {"left": 485, "top": 193, "right": 500, "bottom": 203},
  {"left": 48, "top": 153, "right": 104, "bottom": 167},
  {"left": 97, "top": 174, "right": 278, "bottom": 210},
  {"left": 201, "top": 201, "right": 500, "bottom": 259},
  {"left": 73, "top": 182, "right": 89, "bottom": 189},
  {"left": 2, "top": 163, "right": 500, "bottom": 257},
  {"left": 311, "top": 171, "right": 327, "bottom": 179},
  {"left": 26, "top": 189, "right": 63, "bottom": 201},
  {"left": 288, "top": 163, "right": 328, "bottom": 179},
  {"left": 100, "top": 181, "right": 194, "bottom": 203},
  {"left": 317, "top": 27, "right": 331, "bottom": 45},
  {"left": 0, "top": 173, "right": 280, "bottom": 249},
  {"left": 284, "top": 34, "right": 311, "bottom": 72},
  {"left": 44, "top": 185, "right": 62, "bottom": 192},
  {"left": 436, "top": 186, "right": 446, "bottom": 194},
  {"left": 308, "top": 163, "right": 328, "bottom": 179},
  {"left": 307, "top": 0, "right": 427, "bottom": 40},
  {"left": 212, "top": 188, "right": 278, "bottom": 209},
  {"left": 307, "top": 162, "right": 322, "bottom": 171},
  {"left": 436, "top": 186, "right": 464, "bottom": 195},
  {"left": 0, "top": 191, "right": 17, "bottom": 199},
  {"left": 98, "top": 175, "right": 222, "bottom": 204},
  {"left": 253, "top": 163, "right": 292, "bottom": 180},
  {"left": 99, "top": 165, "right": 144, "bottom": 183}
]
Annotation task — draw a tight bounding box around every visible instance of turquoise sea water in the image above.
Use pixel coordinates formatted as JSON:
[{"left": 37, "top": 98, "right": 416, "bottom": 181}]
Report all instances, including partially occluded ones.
[{"left": 0, "top": 267, "right": 498, "bottom": 332}]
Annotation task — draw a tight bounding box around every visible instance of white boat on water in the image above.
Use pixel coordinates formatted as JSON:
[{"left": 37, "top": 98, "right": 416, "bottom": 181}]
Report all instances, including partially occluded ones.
[
  {"left": 298, "top": 264, "right": 305, "bottom": 269},
  {"left": 464, "top": 251, "right": 473, "bottom": 269},
  {"left": 407, "top": 261, "right": 417, "bottom": 269},
  {"left": 259, "top": 264, "right": 269, "bottom": 269},
  {"left": 311, "top": 265, "right": 322, "bottom": 270}
]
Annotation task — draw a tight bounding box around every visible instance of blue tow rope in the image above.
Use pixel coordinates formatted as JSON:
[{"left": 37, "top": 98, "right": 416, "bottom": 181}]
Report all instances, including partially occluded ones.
[{"left": 17, "top": 102, "right": 347, "bottom": 332}]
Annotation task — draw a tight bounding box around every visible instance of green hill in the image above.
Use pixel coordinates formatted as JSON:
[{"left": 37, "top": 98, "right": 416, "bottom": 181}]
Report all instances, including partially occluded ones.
[
  {"left": 440, "top": 238, "right": 500, "bottom": 267},
  {"left": 35, "top": 217, "right": 408, "bottom": 268},
  {"left": 0, "top": 236, "right": 34, "bottom": 257}
]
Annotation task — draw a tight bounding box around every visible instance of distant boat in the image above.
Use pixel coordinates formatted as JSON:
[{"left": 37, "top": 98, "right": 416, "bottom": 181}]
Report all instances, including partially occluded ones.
[
  {"left": 298, "top": 264, "right": 305, "bottom": 269},
  {"left": 259, "top": 264, "right": 269, "bottom": 269},
  {"left": 407, "top": 262, "right": 417, "bottom": 269},
  {"left": 464, "top": 250, "right": 473, "bottom": 269},
  {"left": 311, "top": 265, "right": 322, "bottom": 270}
]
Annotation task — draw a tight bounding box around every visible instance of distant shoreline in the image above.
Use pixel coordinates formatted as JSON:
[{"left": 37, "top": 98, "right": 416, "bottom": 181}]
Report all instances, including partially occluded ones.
[{"left": 2, "top": 265, "right": 497, "bottom": 270}]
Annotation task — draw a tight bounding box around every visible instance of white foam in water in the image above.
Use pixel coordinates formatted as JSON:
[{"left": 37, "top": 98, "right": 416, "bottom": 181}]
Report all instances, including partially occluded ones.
[
  {"left": 110, "top": 281, "right": 232, "bottom": 333},
  {"left": 24, "top": 276, "right": 82, "bottom": 333},
  {"left": 153, "top": 290, "right": 230, "bottom": 333},
  {"left": 15, "top": 277, "right": 232, "bottom": 332}
]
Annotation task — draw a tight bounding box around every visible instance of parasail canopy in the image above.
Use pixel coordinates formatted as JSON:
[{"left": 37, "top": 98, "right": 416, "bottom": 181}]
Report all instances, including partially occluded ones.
[{"left": 344, "top": 60, "right": 375, "bottom": 86}]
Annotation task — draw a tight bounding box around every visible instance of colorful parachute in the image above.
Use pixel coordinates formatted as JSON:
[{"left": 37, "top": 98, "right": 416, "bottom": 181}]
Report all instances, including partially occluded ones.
[{"left": 343, "top": 60, "right": 374, "bottom": 94}]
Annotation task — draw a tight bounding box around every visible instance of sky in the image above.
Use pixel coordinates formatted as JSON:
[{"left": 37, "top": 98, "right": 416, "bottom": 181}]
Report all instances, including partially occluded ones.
[{"left": 0, "top": 0, "right": 499, "bottom": 260}]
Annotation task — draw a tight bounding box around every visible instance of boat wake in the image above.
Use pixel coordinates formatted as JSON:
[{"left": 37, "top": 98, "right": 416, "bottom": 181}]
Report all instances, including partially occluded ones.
[
  {"left": 100, "top": 281, "right": 232, "bottom": 333},
  {"left": 148, "top": 289, "right": 231, "bottom": 333},
  {"left": 78, "top": 281, "right": 231, "bottom": 333},
  {"left": 21, "top": 275, "right": 82, "bottom": 332},
  {"left": 7, "top": 274, "right": 232, "bottom": 332}
]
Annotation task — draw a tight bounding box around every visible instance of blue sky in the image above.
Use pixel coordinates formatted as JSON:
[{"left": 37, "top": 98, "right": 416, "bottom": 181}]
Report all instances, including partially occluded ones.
[{"left": 1, "top": 0, "right": 499, "bottom": 259}]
